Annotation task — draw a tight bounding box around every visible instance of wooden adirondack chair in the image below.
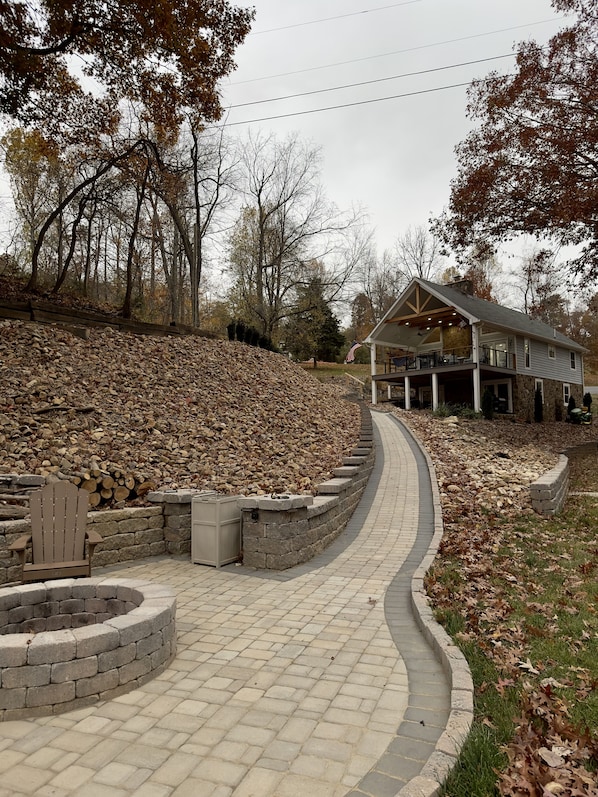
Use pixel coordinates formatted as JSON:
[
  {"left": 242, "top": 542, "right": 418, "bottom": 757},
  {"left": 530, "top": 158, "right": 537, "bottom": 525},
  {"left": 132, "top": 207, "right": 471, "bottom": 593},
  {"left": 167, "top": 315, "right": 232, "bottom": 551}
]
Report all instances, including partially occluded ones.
[{"left": 9, "top": 481, "right": 102, "bottom": 583}]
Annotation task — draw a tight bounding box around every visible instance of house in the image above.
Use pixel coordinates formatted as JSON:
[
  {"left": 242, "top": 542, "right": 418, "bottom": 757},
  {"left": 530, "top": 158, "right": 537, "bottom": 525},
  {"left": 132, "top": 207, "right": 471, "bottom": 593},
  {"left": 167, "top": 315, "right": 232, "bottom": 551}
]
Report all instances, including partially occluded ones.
[{"left": 365, "top": 277, "right": 586, "bottom": 420}]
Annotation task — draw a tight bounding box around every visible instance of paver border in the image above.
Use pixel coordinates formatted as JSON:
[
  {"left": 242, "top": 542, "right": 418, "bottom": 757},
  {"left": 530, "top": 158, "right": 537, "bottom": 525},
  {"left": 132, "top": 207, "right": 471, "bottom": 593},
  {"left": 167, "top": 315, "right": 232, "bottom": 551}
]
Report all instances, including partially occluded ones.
[{"left": 393, "top": 414, "right": 474, "bottom": 797}]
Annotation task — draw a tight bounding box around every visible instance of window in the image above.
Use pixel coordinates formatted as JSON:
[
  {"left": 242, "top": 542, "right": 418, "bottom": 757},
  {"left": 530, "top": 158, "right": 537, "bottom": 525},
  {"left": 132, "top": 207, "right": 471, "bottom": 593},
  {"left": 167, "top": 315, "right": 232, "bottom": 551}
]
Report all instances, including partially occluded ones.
[
  {"left": 563, "top": 384, "right": 570, "bottom": 406},
  {"left": 570, "top": 351, "right": 576, "bottom": 369},
  {"left": 548, "top": 344, "right": 556, "bottom": 359},
  {"left": 524, "top": 338, "right": 531, "bottom": 368}
]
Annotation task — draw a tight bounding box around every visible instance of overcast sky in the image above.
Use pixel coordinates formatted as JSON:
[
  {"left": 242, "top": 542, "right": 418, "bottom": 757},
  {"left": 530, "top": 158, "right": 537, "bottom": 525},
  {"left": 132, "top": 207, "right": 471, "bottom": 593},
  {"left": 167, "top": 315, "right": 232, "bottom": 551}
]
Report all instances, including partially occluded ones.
[
  {"left": 220, "top": 0, "right": 567, "bottom": 258},
  {"left": 0, "top": 1, "right": 569, "bottom": 293}
]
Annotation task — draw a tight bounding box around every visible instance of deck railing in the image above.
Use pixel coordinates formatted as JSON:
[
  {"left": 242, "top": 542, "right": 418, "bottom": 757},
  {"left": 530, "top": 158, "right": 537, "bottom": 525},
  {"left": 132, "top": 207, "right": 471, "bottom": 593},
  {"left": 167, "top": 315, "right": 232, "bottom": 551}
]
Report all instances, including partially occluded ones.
[{"left": 383, "top": 346, "right": 515, "bottom": 373}]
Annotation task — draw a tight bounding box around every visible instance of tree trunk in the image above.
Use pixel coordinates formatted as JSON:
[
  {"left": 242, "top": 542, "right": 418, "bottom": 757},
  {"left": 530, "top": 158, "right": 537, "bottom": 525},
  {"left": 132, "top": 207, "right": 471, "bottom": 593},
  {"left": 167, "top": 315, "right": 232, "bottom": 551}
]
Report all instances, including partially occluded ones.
[{"left": 122, "top": 162, "right": 149, "bottom": 319}]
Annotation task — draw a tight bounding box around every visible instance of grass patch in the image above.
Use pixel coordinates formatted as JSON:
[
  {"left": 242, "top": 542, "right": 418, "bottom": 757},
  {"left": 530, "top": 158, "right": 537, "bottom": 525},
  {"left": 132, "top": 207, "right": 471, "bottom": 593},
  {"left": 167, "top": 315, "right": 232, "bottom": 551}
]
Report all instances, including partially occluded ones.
[
  {"left": 298, "top": 361, "right": 370, "bottom": 382},
  {"left": 441, "top": 644, "right": 517, "bottom": 797},
  {"left": 431, "top": 483, "right": 598, "bottom": 795}
]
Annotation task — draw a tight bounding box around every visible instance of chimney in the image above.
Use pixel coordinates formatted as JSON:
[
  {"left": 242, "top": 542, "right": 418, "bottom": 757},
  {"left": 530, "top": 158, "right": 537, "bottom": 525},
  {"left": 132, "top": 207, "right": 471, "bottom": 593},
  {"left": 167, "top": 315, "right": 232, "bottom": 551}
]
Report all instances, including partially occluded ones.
[{"left": 449, "top": 278, "right": 474, "bottom": 296}]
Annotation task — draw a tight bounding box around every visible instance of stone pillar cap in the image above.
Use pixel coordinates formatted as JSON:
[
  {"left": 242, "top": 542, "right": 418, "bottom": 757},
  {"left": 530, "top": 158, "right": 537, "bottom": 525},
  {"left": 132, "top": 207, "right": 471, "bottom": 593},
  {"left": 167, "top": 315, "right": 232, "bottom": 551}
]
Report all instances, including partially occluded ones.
[{"left": 238, "top": 494, "right": 313, "bottom": 511}]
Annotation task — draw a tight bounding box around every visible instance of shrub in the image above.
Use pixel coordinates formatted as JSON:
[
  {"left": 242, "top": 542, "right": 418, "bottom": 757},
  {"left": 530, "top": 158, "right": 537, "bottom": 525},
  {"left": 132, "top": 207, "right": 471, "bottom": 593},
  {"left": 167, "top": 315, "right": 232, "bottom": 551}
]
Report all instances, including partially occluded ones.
[
  {"left": 568, "top": 395, "right": 576, "bottom": 415},
  {"left": 432, "top": 403, "right": 481, "bottom": 420},
  {"left": 481, "top": 389, "right": 494, "bottom": 420},
  {"left": 432, "top": 403, "right": 454, "bottom": 418},
  {"left": 534, "top": 386, "right": 544, "bottom": 423}
]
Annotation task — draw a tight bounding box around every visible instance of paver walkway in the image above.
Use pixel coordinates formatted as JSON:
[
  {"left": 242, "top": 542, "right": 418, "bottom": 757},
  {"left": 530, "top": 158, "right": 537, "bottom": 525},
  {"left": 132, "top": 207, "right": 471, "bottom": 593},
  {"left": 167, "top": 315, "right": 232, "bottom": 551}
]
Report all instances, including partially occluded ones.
[{"left": 0, "top": 412, "right": 452, "bottom": 797}]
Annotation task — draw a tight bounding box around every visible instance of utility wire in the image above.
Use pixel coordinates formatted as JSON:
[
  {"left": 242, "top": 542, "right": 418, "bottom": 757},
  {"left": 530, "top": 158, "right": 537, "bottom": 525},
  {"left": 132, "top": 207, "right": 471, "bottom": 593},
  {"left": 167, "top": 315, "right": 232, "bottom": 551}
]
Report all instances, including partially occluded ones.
[
  {"left": 228, "top": 53, "right": 515, "bottom": 110},
  {"left": 221, "top": 79, "right": 479, "bottom": 127},
  {"left": 250, "top": 0, "right": 422, "bottom": 35},
  {"left": 231, "top": 18, "right": 564, "bottom": 85}
]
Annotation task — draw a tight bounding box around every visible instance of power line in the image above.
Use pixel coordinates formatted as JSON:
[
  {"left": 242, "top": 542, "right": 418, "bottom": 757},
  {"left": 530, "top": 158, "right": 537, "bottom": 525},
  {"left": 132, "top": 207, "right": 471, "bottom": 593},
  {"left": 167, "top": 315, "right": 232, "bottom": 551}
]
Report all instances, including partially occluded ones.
[
  {"left": 250, "top": 0, "right": 422, "bottom": 35},
  {"left": 221, "top": 79, "right": 478, "bottom": 127},
  {"left": 230, "top": 18, "right": 564, "bottom": 85},
  {"left": 229, "top": 53, "right": 515, "bottom": 110}
]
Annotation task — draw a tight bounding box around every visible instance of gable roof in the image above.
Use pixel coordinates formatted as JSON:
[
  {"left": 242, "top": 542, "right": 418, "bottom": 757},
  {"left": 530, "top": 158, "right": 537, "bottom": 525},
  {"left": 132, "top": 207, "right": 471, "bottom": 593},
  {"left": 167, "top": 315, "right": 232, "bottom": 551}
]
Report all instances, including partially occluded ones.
[{"left": 366, "top": 278, "right": 586, "bottom": 352}]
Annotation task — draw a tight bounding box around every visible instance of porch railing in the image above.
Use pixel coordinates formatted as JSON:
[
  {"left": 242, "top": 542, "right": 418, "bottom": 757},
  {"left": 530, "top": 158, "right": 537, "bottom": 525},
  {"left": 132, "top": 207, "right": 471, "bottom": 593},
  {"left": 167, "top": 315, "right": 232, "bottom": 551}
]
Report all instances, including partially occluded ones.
[
  {"left": 479, "top": 347, "right": 515, "bottom": 369},
  {"left": 383, "top": 346, "right": 515, "bottom": 373}
]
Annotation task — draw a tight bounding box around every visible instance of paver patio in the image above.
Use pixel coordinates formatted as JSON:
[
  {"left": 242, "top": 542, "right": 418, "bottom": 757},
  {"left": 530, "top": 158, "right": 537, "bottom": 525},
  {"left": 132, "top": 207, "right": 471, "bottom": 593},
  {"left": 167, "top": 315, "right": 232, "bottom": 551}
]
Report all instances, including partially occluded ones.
[{"left": 0, "top": 412, "right": 456, "bottom": 797}]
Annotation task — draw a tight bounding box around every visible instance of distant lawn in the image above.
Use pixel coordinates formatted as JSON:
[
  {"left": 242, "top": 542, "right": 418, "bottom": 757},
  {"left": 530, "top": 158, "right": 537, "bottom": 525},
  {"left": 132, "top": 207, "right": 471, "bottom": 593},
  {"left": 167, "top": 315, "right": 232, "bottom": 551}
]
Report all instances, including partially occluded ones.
[{"left": 299, "top": 361, "right": 370, "bottom": 381}]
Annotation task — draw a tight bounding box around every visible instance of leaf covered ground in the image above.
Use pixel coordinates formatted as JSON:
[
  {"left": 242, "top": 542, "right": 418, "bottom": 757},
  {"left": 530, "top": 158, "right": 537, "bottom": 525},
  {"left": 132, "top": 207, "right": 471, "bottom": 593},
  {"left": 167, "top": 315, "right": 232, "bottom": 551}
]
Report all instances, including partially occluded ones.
[
  {"left": 0, "top": 320, "right": 361, "bottom": 496},
  {"left": 395, "top": 409, "right": 598, "bottom": 797}
]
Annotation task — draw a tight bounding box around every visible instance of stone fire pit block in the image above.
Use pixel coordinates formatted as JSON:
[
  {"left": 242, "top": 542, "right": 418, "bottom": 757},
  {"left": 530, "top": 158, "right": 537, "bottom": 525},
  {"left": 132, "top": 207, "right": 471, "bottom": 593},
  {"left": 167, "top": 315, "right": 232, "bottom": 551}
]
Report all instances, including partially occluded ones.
[{"left": 0, "top": 578, "right": 176, "bottom": 720}]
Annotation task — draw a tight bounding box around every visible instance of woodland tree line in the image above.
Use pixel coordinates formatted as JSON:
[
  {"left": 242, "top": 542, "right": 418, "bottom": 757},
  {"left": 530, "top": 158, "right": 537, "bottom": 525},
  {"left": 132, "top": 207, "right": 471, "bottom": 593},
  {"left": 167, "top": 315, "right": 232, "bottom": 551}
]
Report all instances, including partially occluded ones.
[{"left": 0, "top": 0, "right": 596, "bottom": 367}]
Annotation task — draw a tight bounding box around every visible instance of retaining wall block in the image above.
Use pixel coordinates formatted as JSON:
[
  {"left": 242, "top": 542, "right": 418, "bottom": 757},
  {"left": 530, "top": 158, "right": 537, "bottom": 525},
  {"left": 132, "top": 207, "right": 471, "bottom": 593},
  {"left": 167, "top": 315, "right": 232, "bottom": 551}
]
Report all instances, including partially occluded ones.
[
  {"left": 2, "top": 664, "right": 51, "bottom": 689},
  {"left": 26, "top": 681, "right": 76, "bottom": 708},
  {"left": 0, "top": 635, "right": 32, "bottom": 668},
  {"left": 0, "top": 686, "right": 26, "bottom": 710},
  {"left": 97, "top": 642, "right": 136, "bottom": 672},
  {"left": 51, "top": 656, "right": 98, "bottom": 684},
  {"left": 136, "top": 631, "right": 164, "bottom": 659},
  {"left": 74, "top": 625, "right": 120, "bottom": 658},
  {"left": 119, "top": 656, "right": 151, "bottom": 685},
  {"left": 75, "top": 668, "right": 119, "bottom": 698},
  {"left": 105, "top": 614, "right": 152, "bottom": 645},
  {"left": 27, "top": 630, "right": 76, "bottom": 665}
]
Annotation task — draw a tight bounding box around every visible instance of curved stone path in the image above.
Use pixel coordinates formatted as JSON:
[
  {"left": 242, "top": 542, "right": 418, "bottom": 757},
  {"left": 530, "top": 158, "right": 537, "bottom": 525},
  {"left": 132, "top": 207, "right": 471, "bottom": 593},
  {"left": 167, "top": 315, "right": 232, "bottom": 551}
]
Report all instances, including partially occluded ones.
[{"left": 0, "top": 411, "right": 472, "bottom": 797}]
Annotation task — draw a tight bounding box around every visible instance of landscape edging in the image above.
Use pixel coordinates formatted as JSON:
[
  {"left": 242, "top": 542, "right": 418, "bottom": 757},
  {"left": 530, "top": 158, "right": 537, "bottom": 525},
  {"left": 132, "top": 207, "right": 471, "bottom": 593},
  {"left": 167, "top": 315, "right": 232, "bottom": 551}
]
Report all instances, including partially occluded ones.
[{"left": 392, "top": 415, "right": 474, "bottom": 797}]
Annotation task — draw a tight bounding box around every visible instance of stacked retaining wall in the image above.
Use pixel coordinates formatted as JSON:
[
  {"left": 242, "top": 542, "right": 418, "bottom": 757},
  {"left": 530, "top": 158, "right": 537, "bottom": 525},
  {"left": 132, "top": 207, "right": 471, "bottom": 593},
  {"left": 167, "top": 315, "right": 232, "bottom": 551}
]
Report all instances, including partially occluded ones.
[
  {"left": 530, "top": 455, "right": 569, "bottom": 516},
  {"left": 0, "top": 403, "right": 374, "bottom": 580},
  {"left": 239, "top": 440, "right": 375, "bottom": 569}
]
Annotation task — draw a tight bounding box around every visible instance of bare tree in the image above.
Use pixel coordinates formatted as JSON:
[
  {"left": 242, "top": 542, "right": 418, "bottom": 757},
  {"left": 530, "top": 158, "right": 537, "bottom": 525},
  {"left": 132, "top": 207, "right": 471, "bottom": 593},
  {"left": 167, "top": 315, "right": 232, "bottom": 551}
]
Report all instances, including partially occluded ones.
[
  {"left": 149, "top": 122, "right": 239, "bottom": 326},
  {"left": 393, "top": 225, "right": 444, "bottom": 283},
  {"left": 229, "top": 132, "right": 364, "bottom": 339},
  {"left": 358, "top": 246, "right": 404, "bottom": 324}
]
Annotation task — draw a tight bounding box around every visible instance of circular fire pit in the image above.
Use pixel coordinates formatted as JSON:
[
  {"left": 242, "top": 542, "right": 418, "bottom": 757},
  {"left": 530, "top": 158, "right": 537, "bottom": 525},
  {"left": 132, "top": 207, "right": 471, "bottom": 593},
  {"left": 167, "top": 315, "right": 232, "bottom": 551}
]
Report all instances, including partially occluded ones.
[{"left": 0, "top": 578, "right": 176, "bottom": 720}]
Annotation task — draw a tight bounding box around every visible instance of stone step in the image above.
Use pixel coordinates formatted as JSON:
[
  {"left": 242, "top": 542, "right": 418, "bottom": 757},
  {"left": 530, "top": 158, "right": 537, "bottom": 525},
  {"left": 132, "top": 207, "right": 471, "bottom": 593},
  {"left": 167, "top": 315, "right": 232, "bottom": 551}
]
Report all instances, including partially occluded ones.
[
  {"left": 317, "top": 477, "right": 352, "bottom": 495},
  {"left": 342, "top": 456, "right": 366, "bottom": 466},
  {"left": 332, "top": 466, "right": 360, "bottom": 478}
]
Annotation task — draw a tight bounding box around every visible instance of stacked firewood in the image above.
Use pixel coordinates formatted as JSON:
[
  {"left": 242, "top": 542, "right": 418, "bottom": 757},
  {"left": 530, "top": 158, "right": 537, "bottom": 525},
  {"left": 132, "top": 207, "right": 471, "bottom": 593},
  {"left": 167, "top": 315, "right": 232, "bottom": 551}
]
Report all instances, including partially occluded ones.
[{"left": 68, "top": 461, "right": 155, "bottom": 507}]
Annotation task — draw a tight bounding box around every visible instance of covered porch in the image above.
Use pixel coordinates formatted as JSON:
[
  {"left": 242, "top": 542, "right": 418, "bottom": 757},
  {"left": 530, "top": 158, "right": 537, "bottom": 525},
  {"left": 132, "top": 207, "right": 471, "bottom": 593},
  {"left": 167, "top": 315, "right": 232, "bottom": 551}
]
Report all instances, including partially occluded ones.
[{"left": 366, "top": 279, "right": 516, "bottom": 412}]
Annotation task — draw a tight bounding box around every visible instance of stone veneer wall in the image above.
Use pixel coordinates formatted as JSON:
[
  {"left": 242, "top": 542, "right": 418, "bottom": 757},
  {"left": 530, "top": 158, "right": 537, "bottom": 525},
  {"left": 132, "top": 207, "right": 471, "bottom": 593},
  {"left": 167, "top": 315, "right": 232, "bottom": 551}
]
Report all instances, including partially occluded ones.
[
  {"left": 514, "top": 375, "right": 582, "bottom": 422},
  {"left": 0, "top": 403, "right": 374, "bottom": 580}
]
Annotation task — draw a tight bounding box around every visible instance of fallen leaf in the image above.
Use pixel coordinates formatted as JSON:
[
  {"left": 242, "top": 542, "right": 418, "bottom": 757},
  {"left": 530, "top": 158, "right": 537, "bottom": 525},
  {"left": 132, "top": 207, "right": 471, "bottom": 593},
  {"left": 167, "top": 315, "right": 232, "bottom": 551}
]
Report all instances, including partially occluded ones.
[
  {"left": 538, "top": 747, "right": 565, "bottom": 767},
  {"left": 518, "top": 658, "right": 540, "bottom": 675}
]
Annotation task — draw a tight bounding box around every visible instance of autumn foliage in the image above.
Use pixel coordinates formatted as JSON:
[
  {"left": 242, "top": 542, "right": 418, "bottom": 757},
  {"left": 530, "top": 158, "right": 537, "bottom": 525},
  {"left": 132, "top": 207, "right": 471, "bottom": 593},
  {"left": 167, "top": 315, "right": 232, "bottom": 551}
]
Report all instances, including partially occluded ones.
[
  {"left": 435, "top": 0, "right": 598, "bottom": 278},
  {"left": 0, "top": 0, "right": 254, "bottom": 136}
]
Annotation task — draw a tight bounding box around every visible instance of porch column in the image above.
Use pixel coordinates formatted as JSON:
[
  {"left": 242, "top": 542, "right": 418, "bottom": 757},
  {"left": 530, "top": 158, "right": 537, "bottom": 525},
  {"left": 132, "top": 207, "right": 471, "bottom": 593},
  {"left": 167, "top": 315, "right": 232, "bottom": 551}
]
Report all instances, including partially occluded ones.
[
  {"left": 432, "top": 372, "right": 439, "bottom": 410},
  {"left": 471, "top": 322, "right": 481, "bottom": 411},
  {"left": 404, "top": 375, "right": 411, "bottom": 409},
  {"left": 370, "top": 343, "right": 377, "bottom": 405}
]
